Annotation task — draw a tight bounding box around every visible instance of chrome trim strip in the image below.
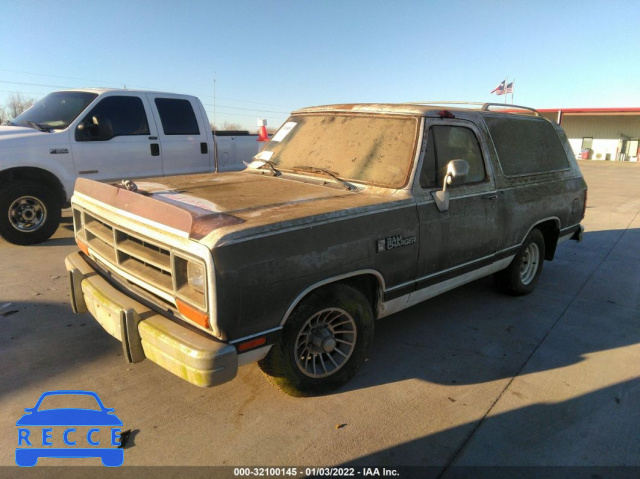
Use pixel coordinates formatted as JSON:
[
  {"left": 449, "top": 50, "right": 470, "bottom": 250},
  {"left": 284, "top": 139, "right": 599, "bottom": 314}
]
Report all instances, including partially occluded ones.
[
  {"left": 216, "top": 200, "right": 415, "bottom": 247},
  {"left": 520, "top": 217, "right": 560, "bottom": 244},
  {"left": 380, "top": 256, "right": 514, "bottom": 318},
  {"left": 229, "top": 326, "right": 283, "bottom": 345}
]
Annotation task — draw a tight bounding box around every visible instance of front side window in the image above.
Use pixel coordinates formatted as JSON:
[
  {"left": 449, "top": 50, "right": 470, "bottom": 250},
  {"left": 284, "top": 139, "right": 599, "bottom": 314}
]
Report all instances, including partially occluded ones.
[
  {"left": 76, "top": 96, "right": 149, "bottom": 141},
  {"left": 420, "top": 125, "right": 486, "bottom": 188},
  {"left": 154, "top": 98, "right": 200, "bottom": 135}
]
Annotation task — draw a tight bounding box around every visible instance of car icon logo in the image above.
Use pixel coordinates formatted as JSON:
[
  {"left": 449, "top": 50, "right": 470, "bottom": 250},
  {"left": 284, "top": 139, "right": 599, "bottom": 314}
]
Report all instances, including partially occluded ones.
[{"left": 16, "top": 390, "right": 124, "bottom": 467}]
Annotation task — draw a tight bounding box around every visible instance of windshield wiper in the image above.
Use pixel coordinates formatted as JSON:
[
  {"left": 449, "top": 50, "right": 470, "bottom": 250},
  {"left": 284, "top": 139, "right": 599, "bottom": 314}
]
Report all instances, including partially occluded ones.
[
  {"left": 293, "top": 165, "right": 356, "bottom": 191},
  {"left": 258, "top": 159, "right": 281, "bottom": 176},
  {"left": 25, "top": 121, "right": 51, "bottom": 132},
  {"left": 244, "top": 158, "right": 281, "bottom": 176}
]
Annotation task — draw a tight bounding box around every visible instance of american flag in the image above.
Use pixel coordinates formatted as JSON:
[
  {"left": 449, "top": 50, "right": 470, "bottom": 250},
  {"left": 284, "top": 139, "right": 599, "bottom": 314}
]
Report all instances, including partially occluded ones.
[
  {"left": 505, "top": 81, "right": 514, "bottom": 94},
  {"left": 491, "top": 80, "right": 506, "bottom": 95}
]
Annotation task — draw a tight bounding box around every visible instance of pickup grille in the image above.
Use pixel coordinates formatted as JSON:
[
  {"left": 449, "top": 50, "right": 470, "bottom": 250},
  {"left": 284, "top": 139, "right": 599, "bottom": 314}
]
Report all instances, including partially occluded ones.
[{"left": 72, "top": 207, "right": 206, "bottom": 311}]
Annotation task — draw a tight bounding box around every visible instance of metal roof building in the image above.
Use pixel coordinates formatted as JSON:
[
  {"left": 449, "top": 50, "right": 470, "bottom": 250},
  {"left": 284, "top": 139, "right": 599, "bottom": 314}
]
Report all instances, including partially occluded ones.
[{"left": 538, "top": 108, "right": 640, "bottom": 162}]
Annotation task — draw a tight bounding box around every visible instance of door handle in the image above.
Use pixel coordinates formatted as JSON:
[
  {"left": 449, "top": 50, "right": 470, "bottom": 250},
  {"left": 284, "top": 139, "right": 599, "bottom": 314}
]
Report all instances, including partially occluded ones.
[
  {"left": 482, "top": 193, "right": 498, "bottom": 200},
  {"left": 150, "top": 143, "right": 160, "bottom": 156}
]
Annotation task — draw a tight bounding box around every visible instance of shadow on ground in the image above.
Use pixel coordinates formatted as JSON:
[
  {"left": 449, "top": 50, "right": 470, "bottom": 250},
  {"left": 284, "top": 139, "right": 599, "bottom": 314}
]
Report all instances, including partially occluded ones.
[{"left": 339, "top": 229, "right": 640, "bottom": 393}]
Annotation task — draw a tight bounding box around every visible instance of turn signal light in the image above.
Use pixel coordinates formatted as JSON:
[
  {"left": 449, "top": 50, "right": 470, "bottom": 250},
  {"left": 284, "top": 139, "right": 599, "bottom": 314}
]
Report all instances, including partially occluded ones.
[
  {"left": 238, "top": 337, "right": 267, "bottom": 352},
  {"left": 176, "top": 299, "right": 209, "bottom": 329},
  {"left": 77, "top": 238, "right": 89, "bottom": 256}
]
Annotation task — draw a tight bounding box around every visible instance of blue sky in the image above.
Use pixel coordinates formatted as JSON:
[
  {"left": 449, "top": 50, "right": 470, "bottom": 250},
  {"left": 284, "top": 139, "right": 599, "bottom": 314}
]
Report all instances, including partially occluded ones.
[{"left": 2, "top": 0, "right": 640, "bottom": 130}]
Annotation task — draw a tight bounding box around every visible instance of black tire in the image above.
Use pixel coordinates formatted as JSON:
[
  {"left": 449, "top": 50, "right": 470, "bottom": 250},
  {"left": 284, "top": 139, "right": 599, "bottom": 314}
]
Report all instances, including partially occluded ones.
[
  {"left": 494, "top": 228, "right": 545, "bottom": 296},
  {"left": 0, "top": 181, "right": 62, "bottom": 245},
  {"left": 259, "top": 284, "right": 374, "bottom": 397}
]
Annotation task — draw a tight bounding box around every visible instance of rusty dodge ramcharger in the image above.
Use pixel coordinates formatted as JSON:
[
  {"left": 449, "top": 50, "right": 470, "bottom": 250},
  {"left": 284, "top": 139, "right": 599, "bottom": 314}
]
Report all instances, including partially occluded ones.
[{"left": 65, "top": 102, "right": 587, "bottom": 396}]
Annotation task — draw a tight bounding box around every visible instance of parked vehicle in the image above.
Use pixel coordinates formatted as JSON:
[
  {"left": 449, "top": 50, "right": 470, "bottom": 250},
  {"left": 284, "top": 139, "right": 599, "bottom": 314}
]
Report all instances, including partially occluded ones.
[
  {"left": 0, "top": 88, "right": 262, "bottom": 245},
  {"left": 65, "top": 102, "right": 587, "bottom": 396}
]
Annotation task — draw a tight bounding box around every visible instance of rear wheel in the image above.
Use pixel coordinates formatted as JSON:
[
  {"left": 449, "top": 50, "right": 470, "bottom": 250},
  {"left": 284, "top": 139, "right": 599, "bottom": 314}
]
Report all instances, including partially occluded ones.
[
  {"left": 494, "top": 228, "right": 545, "bottom": 295},
  {"left": 259, "top": 284, "right": 374, "bottom": 397},
  {"left": 0, "top": 181, "right": 61, "bottom": 245}
]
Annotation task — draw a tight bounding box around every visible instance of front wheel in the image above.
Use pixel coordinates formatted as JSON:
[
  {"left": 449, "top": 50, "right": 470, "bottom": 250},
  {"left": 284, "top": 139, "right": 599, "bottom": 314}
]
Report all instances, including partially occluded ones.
[
  {"left": 0, "top": 181, "right": 61, "bottom": 245},
  {"left": 494, "top": 228, "right": 546, "bottom": 295},
  {"left": 259, "top": 284, "right": 374, "bottom": 397}
]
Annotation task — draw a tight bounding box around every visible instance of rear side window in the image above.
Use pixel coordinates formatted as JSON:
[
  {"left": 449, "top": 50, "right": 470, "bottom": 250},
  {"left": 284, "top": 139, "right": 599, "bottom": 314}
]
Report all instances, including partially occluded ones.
[
  {"left": 155, "top": 98, "right": 200, "bottom": 135},
  {"left": 484, "top": 116, "right": 569, "bottom": 176}
]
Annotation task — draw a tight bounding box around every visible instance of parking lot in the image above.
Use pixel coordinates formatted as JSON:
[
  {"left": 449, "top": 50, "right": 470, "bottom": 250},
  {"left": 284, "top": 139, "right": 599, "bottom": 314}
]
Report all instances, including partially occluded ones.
[{"left": 1, "top": 160, "right": 639, "bottom": 476}]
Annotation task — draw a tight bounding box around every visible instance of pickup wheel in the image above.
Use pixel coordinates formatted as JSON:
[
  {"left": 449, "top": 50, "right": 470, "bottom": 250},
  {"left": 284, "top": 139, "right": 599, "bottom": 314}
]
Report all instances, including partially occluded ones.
[
  {"left": 0, "top": 181, "right": 61, "bottom": 245},
  {"left": 494, "top": 228, "right": 545, "bottom": 295},
  {"left": 259, "top": 284, "right": 374, "bottom": 397}
]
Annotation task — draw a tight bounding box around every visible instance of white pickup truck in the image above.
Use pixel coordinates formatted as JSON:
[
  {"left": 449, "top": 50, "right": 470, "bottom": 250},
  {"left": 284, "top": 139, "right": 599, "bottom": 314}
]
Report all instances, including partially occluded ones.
[{"left": 0, "top": 88, "right": 263, "bottom": 245}]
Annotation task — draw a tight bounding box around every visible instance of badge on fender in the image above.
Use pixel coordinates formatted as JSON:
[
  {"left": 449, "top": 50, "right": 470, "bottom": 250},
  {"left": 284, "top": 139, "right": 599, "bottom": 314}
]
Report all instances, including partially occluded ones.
[{"left": 377, "top": 235, "right": 416, "bottom": 252}]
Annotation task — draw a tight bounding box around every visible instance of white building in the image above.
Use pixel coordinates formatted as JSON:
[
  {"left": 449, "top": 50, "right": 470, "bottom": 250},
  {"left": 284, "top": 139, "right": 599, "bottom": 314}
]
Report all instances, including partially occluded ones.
[{"left": 538, "top": 108, "right": 640, "bottom": 162}]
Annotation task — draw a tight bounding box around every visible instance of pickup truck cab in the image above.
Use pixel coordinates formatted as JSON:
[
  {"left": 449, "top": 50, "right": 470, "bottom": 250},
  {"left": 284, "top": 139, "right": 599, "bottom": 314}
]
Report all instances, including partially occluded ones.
[
  {"left": 65, "top": 102, "right": 587, "bottom": 397},
  {"left": 0, "top": 88, "right": 260, "bottom": 245}
]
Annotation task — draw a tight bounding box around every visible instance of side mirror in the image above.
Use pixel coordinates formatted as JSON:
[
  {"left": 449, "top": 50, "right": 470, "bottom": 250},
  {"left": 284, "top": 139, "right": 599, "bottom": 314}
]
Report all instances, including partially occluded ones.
[
  {"left": 75, "top": 117, "right": 113, "bottom": 141},
  {"left": 75, "top": 121, "right": 99, "bottom": 141},
  {"left": 431, "top": 159, "right": 469, "bottom": 212}
]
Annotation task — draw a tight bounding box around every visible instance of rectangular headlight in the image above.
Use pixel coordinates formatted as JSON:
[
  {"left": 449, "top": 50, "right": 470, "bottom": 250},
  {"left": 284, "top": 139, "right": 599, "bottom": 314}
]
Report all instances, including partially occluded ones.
[{"left": 173, "top": 255, "right": 207, "bottom": 311}]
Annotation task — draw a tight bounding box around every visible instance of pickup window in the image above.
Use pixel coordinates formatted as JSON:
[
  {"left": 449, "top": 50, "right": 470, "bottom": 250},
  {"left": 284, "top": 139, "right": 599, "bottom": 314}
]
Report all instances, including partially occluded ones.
[
  {"left": 420, "top": 126, "right": 486, "bottom": 188},
  {"left": 264, "top": 114, "right": 419, "bottom": 188},
  {"left": 154, "top": 98, "right": 200, "bottom": 135},
  {"left": 76, "top": 96, "right": 150, "bottom": 142},
  {"left": 10, "top": 91, "right": 98, "bottom": 130}
]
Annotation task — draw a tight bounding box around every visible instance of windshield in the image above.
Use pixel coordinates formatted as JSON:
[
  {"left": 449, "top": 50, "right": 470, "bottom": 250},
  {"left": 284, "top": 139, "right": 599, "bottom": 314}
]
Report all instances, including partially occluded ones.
[
  {"left": 259, "top": 114, "right": 419, "bottom": 188},
  {"left": 10, "top": 91, "right": 98, "bottom": 130}
]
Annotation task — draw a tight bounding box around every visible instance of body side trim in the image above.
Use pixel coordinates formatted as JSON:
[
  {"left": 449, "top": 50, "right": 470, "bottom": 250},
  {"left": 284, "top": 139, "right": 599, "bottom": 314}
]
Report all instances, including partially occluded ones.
[{"left": 379, "top": 256, "right": 514, "bottom": 318}]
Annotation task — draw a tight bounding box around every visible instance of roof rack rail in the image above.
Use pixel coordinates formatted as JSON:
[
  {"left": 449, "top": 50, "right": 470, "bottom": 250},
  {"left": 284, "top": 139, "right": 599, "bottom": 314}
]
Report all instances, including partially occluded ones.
[
  {"left": 481, "top": 103, "right": 539, "bottom": 116},
  {"left": 405, "top": 101, "right": 485, "bottom": 107},
  {"left": 404, "top": 101, "right": 540, "bottom": 116}
]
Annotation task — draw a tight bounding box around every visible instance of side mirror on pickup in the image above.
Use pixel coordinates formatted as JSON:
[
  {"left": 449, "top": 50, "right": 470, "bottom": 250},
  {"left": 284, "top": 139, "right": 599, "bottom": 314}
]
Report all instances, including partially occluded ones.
[
  {"left": 432, "top": 159, "right": 469, "bottom": 212},
  {"left": 75, "top": 117, "right": 114, "bottom": 142}
]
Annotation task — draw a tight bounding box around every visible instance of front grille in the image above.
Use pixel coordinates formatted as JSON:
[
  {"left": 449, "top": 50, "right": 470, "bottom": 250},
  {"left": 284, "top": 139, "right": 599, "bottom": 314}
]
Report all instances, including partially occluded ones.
[{"left": 73, "top": 207, "right": 206, "bottom": 311}]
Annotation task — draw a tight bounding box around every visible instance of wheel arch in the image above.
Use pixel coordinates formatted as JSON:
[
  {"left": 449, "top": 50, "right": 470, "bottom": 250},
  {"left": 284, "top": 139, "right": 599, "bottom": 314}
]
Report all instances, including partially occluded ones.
[
  {"left": 525, "top": 217, "right": 560, "bottom": 261},
  {"left": 279, "top": 270, "right": 385, "bottom": 327},
  {"left": 0, "top": 167, "right": 67, "bottom": 206}
]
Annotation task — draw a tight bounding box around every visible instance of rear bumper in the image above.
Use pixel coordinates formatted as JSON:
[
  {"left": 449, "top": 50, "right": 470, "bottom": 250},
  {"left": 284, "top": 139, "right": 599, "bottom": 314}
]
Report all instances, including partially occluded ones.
[
  {"left": 571, "top": 224, "right": 584, "bottom": 242},
  {"left": 558, "top": 224, "right": 584, "bottom": 245},
  {"left": 65, "top": 252, "right": 238, "bottom": 387}
]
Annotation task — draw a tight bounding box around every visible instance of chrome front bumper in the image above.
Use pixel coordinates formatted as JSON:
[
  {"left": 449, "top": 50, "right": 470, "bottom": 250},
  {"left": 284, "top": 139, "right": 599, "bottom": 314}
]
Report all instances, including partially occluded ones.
[{"left": 65, "top": 252, "right": 237, "bottom": 387}]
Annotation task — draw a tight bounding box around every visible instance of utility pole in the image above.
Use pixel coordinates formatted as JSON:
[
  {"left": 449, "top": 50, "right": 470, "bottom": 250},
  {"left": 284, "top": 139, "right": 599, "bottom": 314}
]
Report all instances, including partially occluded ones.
[{"left": 213, "top": 72, "right": 216, "bottom": 132}]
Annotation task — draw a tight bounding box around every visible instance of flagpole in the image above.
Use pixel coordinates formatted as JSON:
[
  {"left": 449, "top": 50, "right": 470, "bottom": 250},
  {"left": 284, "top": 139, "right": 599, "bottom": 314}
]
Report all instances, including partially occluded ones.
[
  {"left": 512, "top": 79, "right": 515, "bottom": 105},
  {"left": 505, "top": 77, "right": 508, "bottom": 105}
]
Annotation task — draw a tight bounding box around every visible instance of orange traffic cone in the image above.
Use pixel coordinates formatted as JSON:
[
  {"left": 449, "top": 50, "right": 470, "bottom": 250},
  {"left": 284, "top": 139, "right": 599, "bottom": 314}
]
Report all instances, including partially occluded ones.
[{"left": 257, "top": 118, "right": 269, "bottom": 142}]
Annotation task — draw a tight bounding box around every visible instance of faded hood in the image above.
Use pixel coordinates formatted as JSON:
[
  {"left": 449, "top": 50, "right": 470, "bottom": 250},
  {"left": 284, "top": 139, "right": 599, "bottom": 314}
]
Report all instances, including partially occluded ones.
[{"left": 74, "top": 171, "right": 407, "bottom": 244}]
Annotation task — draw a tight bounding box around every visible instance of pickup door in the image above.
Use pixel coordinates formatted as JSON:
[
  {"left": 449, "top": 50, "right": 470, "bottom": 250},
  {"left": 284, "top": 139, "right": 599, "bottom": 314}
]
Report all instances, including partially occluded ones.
[
  {"left": 410, "top": 119, "right": 502, "bottom": 306},
  {"left": 71, "top": 93, "right": 163, "bottom": 180},
  {"left": 147, "top": 94, "right": 213, "bottom": 175}
]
